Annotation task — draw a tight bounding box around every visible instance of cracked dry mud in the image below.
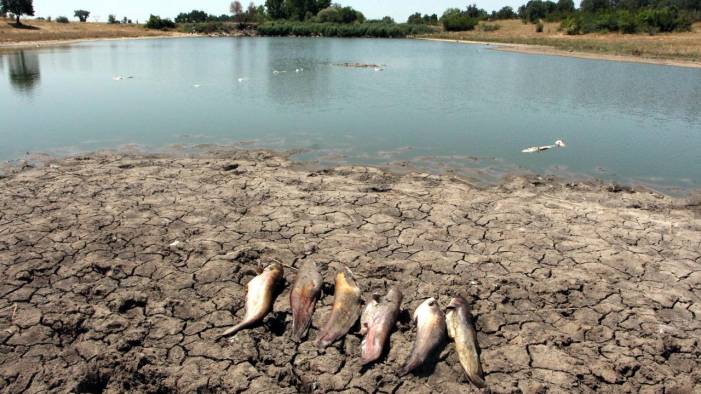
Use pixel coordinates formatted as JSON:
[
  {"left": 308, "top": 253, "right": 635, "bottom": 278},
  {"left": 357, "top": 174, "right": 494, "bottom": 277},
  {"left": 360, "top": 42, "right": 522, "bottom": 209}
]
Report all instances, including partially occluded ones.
[{"left": 0, "top": 150, "right": 699, "bottom": 393}]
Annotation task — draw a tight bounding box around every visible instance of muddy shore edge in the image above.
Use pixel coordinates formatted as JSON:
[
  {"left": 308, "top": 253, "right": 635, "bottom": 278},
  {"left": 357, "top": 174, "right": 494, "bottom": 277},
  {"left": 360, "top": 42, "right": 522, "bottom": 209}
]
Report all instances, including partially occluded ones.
[
  {"left": 417, "top": 37, "right": 701, "bottom": 69},
  {"left": 0, "top": 150, "right": 699, "bottom": 393}
]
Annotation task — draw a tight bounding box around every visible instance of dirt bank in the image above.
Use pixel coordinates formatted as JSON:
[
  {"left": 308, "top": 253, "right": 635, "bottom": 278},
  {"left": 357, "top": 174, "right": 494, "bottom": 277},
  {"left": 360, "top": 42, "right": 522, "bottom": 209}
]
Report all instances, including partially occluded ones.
[
  {"left": 0, "top": 150, "right": 699, "bottom": 393},
  {"left": 0, "top": 19, "right": 182, "bottom": 48},
  {"left": 421, "top": 20, "right": 701, "bottom": 69}
]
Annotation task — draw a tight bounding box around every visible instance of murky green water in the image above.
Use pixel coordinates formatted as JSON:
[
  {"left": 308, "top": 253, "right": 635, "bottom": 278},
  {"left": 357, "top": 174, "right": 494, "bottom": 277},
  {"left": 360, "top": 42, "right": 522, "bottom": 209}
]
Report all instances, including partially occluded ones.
[{"left": 1, "top": 37, "right": 700, "bottom": 191}]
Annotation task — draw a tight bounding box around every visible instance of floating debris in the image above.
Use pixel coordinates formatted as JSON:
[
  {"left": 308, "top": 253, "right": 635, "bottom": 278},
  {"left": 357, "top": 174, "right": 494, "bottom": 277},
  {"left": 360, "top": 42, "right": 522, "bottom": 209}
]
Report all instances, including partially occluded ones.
[
  {"left": 522, "top": 139, "right": 566, "bottom": 153},
  {"left": 336, "top": 62, "right": 386, "bottom": 69}
]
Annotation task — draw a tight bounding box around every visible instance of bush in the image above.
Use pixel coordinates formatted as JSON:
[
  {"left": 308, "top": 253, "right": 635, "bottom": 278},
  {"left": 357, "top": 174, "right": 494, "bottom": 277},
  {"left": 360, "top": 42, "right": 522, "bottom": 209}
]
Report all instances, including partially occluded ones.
[
  {"left": 179, "top": 21, "right": 254, "bottom": 34},
  {"left": 536, "top": 21, "right": 544, "bottom": 32},
  {"left": 257, "top": 22, "right": 433, "bottom": 38},
  {"left": 145, "top": 14, "right": 176, "bottom": 30},
  {"left": 442, "top": 14, "right": 478, "bottom": 31},
  {"left": 56, "top": 16, "right": 69, "bottom": 24},
  {"left": 560, "top": 8, "right": 693, "bottom": 35},
  {"left": 479, "top": 23, "right": 501, "bottom": 31}
]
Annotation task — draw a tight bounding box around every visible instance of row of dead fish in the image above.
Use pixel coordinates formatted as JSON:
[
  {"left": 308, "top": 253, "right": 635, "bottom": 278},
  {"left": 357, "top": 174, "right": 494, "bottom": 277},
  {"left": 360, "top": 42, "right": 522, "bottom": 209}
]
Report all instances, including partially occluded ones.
[{"left": 218, "top": 262, "right": 486, "bottom": 388}]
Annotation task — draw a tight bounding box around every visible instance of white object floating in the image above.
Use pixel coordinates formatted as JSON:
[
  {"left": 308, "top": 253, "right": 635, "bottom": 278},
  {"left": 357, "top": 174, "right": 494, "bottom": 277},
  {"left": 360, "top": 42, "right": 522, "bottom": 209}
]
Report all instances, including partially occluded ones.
[
  {"left": 522, "top": 139, "right": 566, "bottom": 154},
  {"left": 112, "top": 76, "right": 124, "bottom": 81},
  {"left": 193, "top": 84, "right": 201, "bottom": 88},
  {"left": 237, "top": 78, "right": 247, "bottom": 83}
]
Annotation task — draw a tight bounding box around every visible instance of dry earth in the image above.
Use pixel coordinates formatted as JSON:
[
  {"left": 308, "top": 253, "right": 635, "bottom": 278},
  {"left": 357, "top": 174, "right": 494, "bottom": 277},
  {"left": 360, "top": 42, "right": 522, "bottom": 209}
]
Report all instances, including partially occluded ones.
[
  {"left": 0, "top": 18, "right": 178, "bottom": 49},
  {"left": 425, "top": 20, "right": 701, "bottom": 66},
  {"left": 0, "top": 150, "right": 700, "bottom": 393}
]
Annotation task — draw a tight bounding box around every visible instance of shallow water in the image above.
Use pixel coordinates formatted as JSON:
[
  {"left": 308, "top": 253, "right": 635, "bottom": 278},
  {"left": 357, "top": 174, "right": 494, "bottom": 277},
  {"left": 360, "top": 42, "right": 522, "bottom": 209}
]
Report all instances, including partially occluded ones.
[{"left": 1, "top": 37, "right": 700, "bottom": 191}]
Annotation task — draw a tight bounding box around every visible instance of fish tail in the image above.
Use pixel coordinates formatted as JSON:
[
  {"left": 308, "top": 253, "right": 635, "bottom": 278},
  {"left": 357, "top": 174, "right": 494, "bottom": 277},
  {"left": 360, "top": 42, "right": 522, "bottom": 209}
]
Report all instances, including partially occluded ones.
[
  {"left": 291, "top": 317, "right": 311, "bottom": 342},
  {"left": 219, "top": 321, "right": 249, "bottom": 339},
  {"left": 291, "top": 304, "right": 314, "bottom": 342},
  {"left": 314, "top": 335, "right": 329, "bottom": 348},
  {"left": 467, "top": 373, "right": 487, "bottom": 389},
  {"left": 399, "top": 356, "right": 420, "bottom": 376}
]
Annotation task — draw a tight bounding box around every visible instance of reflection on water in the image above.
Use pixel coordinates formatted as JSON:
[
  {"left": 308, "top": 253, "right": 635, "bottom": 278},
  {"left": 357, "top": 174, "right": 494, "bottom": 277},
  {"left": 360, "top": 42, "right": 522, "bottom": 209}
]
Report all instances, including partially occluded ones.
[{"left": 8, "top": 51, "right": 41, "bottom": 93}]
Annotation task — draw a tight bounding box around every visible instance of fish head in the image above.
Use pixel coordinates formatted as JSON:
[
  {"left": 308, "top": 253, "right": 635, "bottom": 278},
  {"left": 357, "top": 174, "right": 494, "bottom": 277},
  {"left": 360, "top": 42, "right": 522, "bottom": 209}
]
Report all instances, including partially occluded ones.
[
  {"left": 414, "top": 297, "right": 440, "bottom": 321},
  {"left": 447, "top": 296, "right": 468, "bottom": 310},
  {"left": 265, "top": 262, "right": 284, "bottom": 280},
  {"left": 385, "top": 287, "right": 404, "bottom": 306},
  {"left": 337, "top": 267, "right": 360, "bottom": 294},
  {"left": 555, "top": 140, "right": 566, "bottom": 148}
]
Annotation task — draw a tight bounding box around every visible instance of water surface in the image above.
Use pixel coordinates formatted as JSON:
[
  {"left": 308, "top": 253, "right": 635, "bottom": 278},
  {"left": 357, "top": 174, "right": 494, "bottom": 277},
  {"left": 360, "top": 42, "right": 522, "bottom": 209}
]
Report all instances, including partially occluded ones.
[{"left": 1, "top": 37, "right": 700, "bottom": 191}]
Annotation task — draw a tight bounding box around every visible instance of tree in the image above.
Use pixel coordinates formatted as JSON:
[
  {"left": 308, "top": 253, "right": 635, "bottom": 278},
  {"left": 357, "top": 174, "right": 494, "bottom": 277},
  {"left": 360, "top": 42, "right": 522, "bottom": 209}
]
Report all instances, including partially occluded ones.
[
  {"left": 495, "top": 6, "right": 517, "bottom": 19},
  {"left": 465, "top": 4, "right": 488, "bottom": 19},
  {"left": 407, "top": 12, "right": 423, "bottom": 24},
  {"left": 580, "top": 0, "right": 611, "bottom": 13},
  {"left": 441, "top": 8, "right": 478, "bottom": 31},
  {"left": 246, "top": 2, "right": 257, "bottom": 22},
  {"left": 1, "top": 0, "right": 35, "bottom": 25},
  {"left": 108, "top": 14, "right": 118, "bottom": 24},
  {"left": 556, "top": 0, "right": 575, "bottom": 13},
  {"left": 424, "top": 13, "right": 439, "bottom": 24},
  {"left": 175, "top": 10, "right": 208, "bottom": 23},
  {"left": 265, "top": 0, "right": 286, "bottom": 19},
  {"left": 74, "top": 9, "right": 89, "bottom": 22},
  {"left": 230, "top": 1, "right": 244, "bottom": 22},
  {"left": 145, "top": 14, "right": 175, "bottom": 30}
]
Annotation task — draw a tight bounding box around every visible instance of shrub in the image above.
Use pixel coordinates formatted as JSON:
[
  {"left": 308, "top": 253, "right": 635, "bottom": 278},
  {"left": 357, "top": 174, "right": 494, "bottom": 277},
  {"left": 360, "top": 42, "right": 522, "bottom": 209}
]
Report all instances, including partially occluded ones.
[
  {"left": 536, "top": 21, "right": 544, "bottom": 32},
  {"left": 257, "top": 22, "right": 432, "bottom": 38},
  {"left": 145, "top": 14, "right": 175, "bottom": 30},
  {"left": 442, "top": 14, "right": 478, "bottom": 31},
  {"left": 479, "top": 23, "right": 501, "bottom": 31},
  {"left": 56, "top": 16, "right": 69, "bottom": 24},
  {"left": 179, "top": 21, "right": 235, "bottom": 34},
  {"left": 561, "top": 8, "right": 693, "bottom": 35}
]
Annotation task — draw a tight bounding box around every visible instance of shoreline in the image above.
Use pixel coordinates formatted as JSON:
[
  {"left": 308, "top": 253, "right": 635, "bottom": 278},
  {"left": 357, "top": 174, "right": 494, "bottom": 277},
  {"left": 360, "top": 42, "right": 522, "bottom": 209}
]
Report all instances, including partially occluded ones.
[
  {"left": 1, "top": 32, "right": 700, "bottom": 69},
  {"left": 0, "top": 149, "right": 699, "bottom": 392},
  {"left": 0, "top": 33, "right": 192, "bottom": 51},
  {"left": 417, "top": 37, "right": 701, "bottom": 69},
  {"left": 3, "top": 146, "right": 699, "bottom": 198}
]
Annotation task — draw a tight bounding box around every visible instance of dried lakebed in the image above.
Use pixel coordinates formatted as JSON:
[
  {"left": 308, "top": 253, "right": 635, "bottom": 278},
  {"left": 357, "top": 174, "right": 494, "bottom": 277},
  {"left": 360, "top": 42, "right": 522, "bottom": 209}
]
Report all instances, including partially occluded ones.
[{"left": 0, "top": 151, "right": 699, "bottom": 393}]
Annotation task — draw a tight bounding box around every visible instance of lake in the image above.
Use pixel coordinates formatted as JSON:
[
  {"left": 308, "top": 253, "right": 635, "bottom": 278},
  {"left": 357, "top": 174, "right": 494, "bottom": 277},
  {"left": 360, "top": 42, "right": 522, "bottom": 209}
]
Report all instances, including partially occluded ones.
[{"left": 1, "top": 37, "right": 700, "bottom": 192}]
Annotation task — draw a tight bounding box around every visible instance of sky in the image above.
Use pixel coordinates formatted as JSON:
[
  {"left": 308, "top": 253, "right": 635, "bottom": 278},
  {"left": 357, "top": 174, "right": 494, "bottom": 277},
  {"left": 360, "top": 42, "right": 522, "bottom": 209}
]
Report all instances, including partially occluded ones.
[{"left": 32, "top": 0, "right": 528, "bottom": 23}]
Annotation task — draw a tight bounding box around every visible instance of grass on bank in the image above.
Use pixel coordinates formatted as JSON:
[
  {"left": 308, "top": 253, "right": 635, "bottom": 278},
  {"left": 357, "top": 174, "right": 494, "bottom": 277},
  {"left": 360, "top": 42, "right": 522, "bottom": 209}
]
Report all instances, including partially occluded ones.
[
  {"left": 0, "top": 18, "right": 176, "bottom": 44},
  {"left": 425, "top": 19, "right": 701, "bottom": 62}
]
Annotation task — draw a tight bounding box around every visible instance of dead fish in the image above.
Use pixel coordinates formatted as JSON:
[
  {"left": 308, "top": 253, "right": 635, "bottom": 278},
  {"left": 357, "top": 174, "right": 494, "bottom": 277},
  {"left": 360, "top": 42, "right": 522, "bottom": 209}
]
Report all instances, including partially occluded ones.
[
  {"left": 219, "top": 263, "right": 284, "bottom": 338},
  {"left": 314, "top": 267, "right": 362, "bottom": 348},
  {"left": 400, "top": 298, "right": 446, "bottom": 376},
  {"left": 446, "top": 296, "right": 486, "bottom": 388},
  {"left": 290, "top": 261, "right": 323, "bottom": 341},
  {"left": 360, "top": 287, "right": 403, "bottom": 365}
]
